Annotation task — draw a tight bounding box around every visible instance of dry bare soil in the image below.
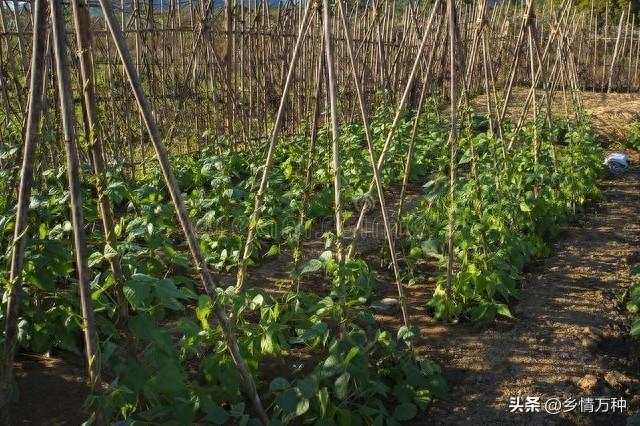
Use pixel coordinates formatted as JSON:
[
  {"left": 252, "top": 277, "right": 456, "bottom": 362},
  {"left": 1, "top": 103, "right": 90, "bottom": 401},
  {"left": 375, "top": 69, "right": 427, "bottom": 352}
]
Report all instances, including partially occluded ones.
[{"left": 420, "top": 152, "right": 640, "bottom": 425}]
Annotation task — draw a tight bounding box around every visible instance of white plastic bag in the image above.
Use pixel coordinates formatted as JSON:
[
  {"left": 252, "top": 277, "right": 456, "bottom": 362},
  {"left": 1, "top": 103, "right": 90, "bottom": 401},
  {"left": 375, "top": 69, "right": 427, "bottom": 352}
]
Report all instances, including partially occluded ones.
[{"left": 604, "top": 153, "right": 630, "bottom": 174}]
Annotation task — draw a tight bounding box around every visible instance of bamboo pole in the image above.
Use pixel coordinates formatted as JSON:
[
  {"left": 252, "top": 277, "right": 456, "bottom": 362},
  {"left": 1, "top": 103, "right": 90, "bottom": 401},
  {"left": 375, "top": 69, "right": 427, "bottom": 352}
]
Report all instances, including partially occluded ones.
[
  {"left": 71, "top": 0, "right": 128, "bottom": 321},
  {"left": 607, "top": 10, "right": 624, "bottom": 93},
  {"left": 322, "top": 0, "right": 348, "bottom": 335},
  {"left": 445, "top": 0, "right": 458, "bottom": 301},
  {"left": 49, "top": 0, "right": 103, "bottom": 416},
  {"left": 347, "top": 0, "right": 441, "bottom": 259},
  {"left": 0, "top": 0, "right": 48, "bottom": 420},
  {"left": 235, "top": 0, "right": 314, "bottom": 293},
  {"left": 298, "top": 22, "right": 324, "bottom": 263},
  {"left": 337, "top": 0, "right": 410, "bottom": 330},
  {"left": 95, "top": 0, "right": 268, "bottom": 420}
]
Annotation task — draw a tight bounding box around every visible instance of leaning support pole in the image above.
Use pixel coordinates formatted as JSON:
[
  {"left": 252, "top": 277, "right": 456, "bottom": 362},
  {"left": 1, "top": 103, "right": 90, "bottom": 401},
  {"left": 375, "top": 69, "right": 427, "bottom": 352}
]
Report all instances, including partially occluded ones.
[
  {"left": 445, "top": 0, "right": 459, "bottom": 300},
  {"left": 323, "top": 0, "right": 348, "bottom": 335},
  {"left": 0, "top": 0, "right": 48, "bottom": 420},
  {"left": 95, "top": 0, "right": 269, "bottom": 421},
  {"left": 50, "top": 0, "right": 103, "bottom": 407},
  {"left": 298, "top": 30, "right": 325, "bottom": 273},
  {"left": 397, "top": 11, "right": 446, "bottom": 233},
  {"left": 528, "top": 23, "right": 540, "bottom": 175},
  {"left": 337, "top": 0, "right": 410, "bottom": 330},
  {"left": 71, "top": 0, "right": 128, "bottom": 321},
  {"left": 499, "top": 0, "right": 535, "bottom": 123},
  {"left": 235, "top": 0, "right": 314, "bottom": 293},
  {"left": 347, "top": 0, "right": 441, "bottom": 259},
  {"left": 607, "top": 10, "right": 625, "bottom": 93}
]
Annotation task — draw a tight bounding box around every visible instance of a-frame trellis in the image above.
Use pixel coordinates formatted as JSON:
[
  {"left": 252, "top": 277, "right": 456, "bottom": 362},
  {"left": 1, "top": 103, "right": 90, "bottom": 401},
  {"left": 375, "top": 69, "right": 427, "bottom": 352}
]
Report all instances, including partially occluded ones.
[
  {"left": 0, "top": 0, "right": 589, "bottom": 423},
  {"left": 0, "top": 0, "right": 269, "bottom": 422}
]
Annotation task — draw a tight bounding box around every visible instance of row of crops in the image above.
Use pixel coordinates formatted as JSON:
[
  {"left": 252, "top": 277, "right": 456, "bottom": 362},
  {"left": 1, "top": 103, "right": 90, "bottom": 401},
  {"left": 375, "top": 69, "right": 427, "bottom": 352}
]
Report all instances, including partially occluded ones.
[
  {"left": 624, "top": 125, "right": 640, "bottom": 338},
  {"left": 0, "top": 100, "right": 606, "bottom": 423}
]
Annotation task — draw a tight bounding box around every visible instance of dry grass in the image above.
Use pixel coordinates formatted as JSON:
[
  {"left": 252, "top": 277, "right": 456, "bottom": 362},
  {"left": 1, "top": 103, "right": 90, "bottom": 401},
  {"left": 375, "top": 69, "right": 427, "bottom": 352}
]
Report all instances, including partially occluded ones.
[
  {"left": 580, "top": 91, "right": 640, "bottom": 143},
  {"left": 471, "top": 87, "right": 640, "bottom": 144}
]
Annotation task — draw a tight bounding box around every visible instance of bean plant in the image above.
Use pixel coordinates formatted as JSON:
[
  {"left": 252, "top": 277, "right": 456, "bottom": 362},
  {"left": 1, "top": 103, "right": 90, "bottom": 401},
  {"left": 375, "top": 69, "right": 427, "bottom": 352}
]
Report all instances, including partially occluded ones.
[{"left": 0, "top": 104, "right": 605, "bottom": 423}]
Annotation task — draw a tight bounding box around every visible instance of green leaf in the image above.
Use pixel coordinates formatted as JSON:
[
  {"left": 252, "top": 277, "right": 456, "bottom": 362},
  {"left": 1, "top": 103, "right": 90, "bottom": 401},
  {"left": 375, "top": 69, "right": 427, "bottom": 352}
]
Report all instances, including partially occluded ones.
[
  {"left": 296, "top": 322, "right": 327, "bottom": 343},
  {"left": 335, "top": 372, "right": 350, "bottom": 400},
  {"left": 38, "top": 223, "right": 47, "bottom": 240},
  {"left": 296, "top": 397, "right": 310, "bottom": 416},
  {"left": 300, "top": 259, "right": 324, "bottom": 274},
  {"left": 321, "top": 354, "right": 341, "bottom": 377},
  {"left": 393, "top": 403, "right": 417, "bottom": 421},
  {"left": 275, "top": 388, "right": 298, "bottom": 413},
  {"left": 155, "top": 278, "right": 185, "bottom": 310},
  {"left": 304, "top": 218, "right": 313, "bottom": 231},
  {"left": 344, "top": 346, "right": 360, "bottom": 364},
  {"left": 496, "top": 304, "right": 514, "bottom": 319},
  {"left": 230, "top": 402, "right": 245, "bottom": 418},
  {"left": 123, "top": 274, "right": 155, "bottom": 309},
  {"left": 631, "top": 319, "right": 640, "bottom": 336},
  {"left": 88, "top": 251, "right": 104, "bottom": 268},
  {"left": 261, "top": 334, "right": 275, "bottom": 354},
  {"left": 26, "top": 260, "right": 55, "bottom": 291},
  {"left": 269, "top": 377, "right": 290, "bottom": 392},
  {"left": 265, "top": 245, "right": 280, "bottom": 256},
  {"left": 103, "top": 244, "right": 119, "bottom": 260},
  {"left": 250, "top": 294, "right": 264, "bottom": 309},
  {"left": 301, "top": 259, "right": 324, "bottom": 275},
  {"left": 196, "top": 295, "right": 212, "bottom": 329},
  {"left": 336, "top": 408, "right": 352, "bottom": 426},
  {"left": 128, "top": 313, "right": 157, "bottom": 342},
  {"left": 519, "top": 202, "right": 532, "bottom": 212},
  {"left": 296, "top": 377, "right": 318, "bottom": 399},
  {"left": 202, "top": 403, "right": 229, "bottom": 425},
  {"left": 17, "top": 320, "right": 29, "bottom": 345},
  {"left": 397, "top": 325, "right": 416, "bottom": 343},
  {"left": 317, "top": 387, "right": 330, "bottom": 418}
]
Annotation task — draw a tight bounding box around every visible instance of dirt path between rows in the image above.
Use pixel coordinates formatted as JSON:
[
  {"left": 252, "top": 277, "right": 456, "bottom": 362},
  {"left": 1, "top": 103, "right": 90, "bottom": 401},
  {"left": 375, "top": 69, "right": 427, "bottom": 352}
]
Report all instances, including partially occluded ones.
[
  {"left": 417, "top": 154, "right": 640, "bottom": 425},
  {"left": 240, "top": 142, "right": 640, "bottom": 425}
]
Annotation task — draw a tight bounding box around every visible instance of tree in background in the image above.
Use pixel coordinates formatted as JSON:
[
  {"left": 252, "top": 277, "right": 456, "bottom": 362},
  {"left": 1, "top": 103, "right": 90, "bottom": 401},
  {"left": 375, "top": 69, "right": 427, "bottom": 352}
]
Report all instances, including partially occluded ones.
[{"left": 555, "top": 0, "right": 638, "bottom": 21}]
